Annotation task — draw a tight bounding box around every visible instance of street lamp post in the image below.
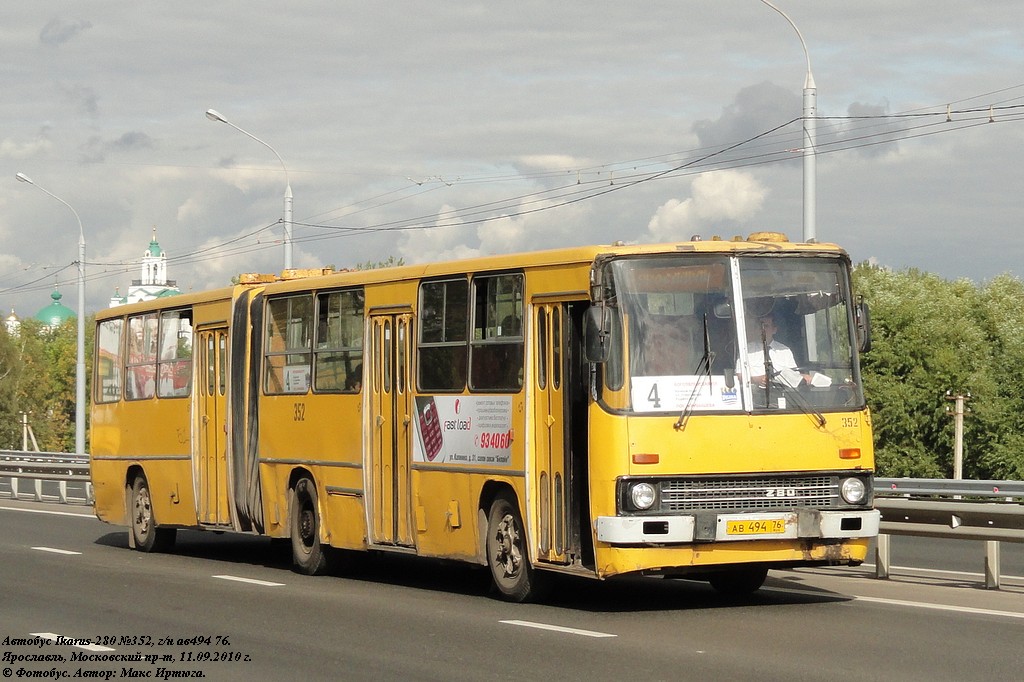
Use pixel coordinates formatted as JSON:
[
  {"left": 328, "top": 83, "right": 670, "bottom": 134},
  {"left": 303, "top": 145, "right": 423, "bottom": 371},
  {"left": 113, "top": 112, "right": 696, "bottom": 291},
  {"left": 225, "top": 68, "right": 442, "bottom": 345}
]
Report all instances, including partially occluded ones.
[
  {"left": 760, "top": 1, "right": 816, "bottom": 243},
  {"left": 15, "top": 172, "right": 87, "bottom": 458},
  {"left": 205, "top": 109, "right": 293, "bottom": 269}
]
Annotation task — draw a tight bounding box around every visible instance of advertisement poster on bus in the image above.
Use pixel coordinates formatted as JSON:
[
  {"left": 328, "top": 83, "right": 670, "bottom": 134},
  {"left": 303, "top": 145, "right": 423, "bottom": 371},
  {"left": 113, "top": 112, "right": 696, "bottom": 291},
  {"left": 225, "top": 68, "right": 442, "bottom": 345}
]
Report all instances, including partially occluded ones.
[{"left": 412, "top": 395, "right": 513, "bottom": 466}]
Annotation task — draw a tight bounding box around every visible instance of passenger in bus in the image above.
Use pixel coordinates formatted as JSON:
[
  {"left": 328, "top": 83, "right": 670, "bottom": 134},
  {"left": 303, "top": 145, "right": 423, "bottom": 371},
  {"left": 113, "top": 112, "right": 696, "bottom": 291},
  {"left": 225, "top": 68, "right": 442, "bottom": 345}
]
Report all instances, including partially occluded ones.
[
  {"left": 636, "top": 314, "right": 696, "bottom": 376},
  {"left": 345, "top": 364, "right": 362, "bottom": 392},
  {"left": 746, "top": 313, "right": 810, "bottom": 388},
  {"left": 500, "top": 314, "right": 521, "bottom": 337}
]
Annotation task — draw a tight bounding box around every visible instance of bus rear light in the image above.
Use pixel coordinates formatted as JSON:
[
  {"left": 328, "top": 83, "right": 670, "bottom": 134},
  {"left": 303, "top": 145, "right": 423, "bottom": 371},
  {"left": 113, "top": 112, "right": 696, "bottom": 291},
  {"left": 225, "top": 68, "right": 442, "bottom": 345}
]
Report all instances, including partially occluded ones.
[
  {"left": 633, "top": 453, "right": 659, "bottom": 464},
  {"left": 839, "top": 448, "right": 861, "bottom": 460}
]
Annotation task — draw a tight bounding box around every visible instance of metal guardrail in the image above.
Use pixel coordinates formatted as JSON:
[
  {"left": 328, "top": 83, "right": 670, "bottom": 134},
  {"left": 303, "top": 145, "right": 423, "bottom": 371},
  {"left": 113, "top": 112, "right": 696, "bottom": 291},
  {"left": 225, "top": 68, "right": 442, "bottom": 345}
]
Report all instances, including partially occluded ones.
[
  {"left": 0, "top": 449, "right": 93, "bottom": 505},
  {"left": 875, "top": 477, "right": 1024, "bottom": 499},
  {"left": 873, "top": 477, "right": 1024, "bottom": 589}
]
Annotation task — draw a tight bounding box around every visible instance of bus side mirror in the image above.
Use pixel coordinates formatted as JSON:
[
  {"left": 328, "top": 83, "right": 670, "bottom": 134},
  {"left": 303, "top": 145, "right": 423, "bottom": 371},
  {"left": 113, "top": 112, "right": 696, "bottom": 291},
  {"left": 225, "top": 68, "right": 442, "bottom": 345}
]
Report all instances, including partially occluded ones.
[
  {"left": 855, "top": 298, "right": 872, "bottom": 353},
  {"left": 583, "top": 306, "right": 608, "bottom": 363}
]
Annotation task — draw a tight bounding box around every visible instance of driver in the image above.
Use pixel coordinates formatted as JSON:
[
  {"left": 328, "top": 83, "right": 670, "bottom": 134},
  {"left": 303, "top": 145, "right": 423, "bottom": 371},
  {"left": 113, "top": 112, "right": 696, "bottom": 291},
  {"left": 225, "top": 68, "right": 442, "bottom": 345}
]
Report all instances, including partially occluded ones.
[{"left": 746, "top": 313, "right": 810, "bottom": 388}]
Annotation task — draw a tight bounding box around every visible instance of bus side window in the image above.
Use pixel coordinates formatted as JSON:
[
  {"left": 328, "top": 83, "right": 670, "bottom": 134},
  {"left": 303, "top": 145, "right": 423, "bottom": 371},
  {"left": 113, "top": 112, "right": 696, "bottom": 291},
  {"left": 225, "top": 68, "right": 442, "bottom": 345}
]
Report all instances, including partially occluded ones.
[
  {"left": 313, "top": 288, "right": 364, "bottom": 393},
  {"left": 96, "top": 319, "right": 124, "bottom": 403},
  {"left": 264, "top": 294, "right": 313, "bottom": 394},
  {"left": 469, "top": 273, "right": 523, "bottom": 391},
  {"left": 418, "top": 278, "right": 468, "bottom": 391},
  {"left": 157, "top": 309, "right": 193, "bottom": 398},
  {"left": 126, "top": 313, "right": 158, "bottom": 400}
]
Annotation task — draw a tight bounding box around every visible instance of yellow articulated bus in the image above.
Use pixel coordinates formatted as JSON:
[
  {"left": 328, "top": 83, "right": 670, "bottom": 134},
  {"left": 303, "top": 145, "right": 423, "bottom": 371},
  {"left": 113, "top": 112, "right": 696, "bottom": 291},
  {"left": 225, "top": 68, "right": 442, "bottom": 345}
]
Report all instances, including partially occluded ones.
[{"left": 91, "top": 232, "right": 879, "bottom": 602}]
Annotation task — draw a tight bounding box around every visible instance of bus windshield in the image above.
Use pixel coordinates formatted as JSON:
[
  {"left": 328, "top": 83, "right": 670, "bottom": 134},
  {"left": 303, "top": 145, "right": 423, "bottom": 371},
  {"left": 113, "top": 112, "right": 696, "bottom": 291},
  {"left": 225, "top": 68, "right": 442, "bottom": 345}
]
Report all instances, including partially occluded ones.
[{"left": 600, "top": 254, "right": 863, "bottom": 414}]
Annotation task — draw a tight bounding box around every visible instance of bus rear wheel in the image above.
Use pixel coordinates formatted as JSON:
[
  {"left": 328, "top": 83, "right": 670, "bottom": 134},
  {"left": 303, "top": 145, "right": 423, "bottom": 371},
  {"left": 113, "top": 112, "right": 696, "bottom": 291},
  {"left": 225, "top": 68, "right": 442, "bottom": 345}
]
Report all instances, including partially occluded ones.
[
  {"left": 708, "top": 567, "right": 768, "bottom": 596},
  {"left": 290, "top": 477, "right": 329, "bottom": 575},
  {"left": 128, "top": 475, "right": 175, "bottom": 552},
  {"left": 486, "top": 493, "right": 546, "bottom": 602}
]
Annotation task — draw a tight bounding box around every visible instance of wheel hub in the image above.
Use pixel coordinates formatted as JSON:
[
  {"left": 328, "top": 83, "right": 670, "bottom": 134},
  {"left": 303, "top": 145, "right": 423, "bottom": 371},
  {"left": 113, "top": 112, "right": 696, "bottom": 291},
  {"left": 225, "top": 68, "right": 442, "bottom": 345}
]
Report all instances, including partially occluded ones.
[
  {"left": 134, "top": 491, "right": 151, "bottom": 534},
  {"left": 494, "top": 515, "right": 521, "bottom": 577},
  {"left": 299, "top": 508, "right": 315, "bottom": 546}
]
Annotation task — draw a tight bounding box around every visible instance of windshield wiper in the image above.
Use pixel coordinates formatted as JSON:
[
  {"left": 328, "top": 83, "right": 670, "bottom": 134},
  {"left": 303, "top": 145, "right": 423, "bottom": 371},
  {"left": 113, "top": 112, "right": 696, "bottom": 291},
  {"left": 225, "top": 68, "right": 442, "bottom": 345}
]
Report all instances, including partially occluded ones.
[
  {"left": 674, "top": 313, "right": 715, "bottom": 431},
  {"left": 767, "top": 375, "right": 827, "bottom": 427},
  {"left": 760, "top": 328, "right": 773, "bottom": 407}
]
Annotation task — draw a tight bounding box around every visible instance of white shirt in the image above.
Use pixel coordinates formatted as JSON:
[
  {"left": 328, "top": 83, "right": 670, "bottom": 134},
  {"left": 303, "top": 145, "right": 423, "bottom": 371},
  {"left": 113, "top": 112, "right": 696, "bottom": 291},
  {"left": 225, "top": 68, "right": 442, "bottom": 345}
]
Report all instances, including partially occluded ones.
[{"left": 746, "top": 340, "right": 802, "bottom": 388}]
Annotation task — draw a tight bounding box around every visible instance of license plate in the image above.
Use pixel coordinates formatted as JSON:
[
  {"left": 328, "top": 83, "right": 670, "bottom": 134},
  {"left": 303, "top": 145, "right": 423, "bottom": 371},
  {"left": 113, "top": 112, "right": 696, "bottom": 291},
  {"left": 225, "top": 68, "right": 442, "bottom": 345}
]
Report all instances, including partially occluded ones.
[{"left": 725, "top": 518, "right": 787, "bottom": 536}]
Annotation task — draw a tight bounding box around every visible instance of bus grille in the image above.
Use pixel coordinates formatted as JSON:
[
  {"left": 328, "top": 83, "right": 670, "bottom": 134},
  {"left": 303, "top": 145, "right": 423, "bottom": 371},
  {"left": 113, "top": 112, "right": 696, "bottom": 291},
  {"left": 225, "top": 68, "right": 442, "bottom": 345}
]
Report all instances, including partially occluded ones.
[{"left": 659, "top": 475, "right": 839, "bottom": 512}]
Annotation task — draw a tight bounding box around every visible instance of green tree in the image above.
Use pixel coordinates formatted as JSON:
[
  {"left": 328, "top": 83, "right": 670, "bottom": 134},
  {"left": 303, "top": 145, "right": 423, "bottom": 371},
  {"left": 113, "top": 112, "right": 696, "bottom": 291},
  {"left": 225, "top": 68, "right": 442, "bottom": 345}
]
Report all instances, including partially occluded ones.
[
  {"left": 38, "top": 319, "right": 78, "bottom": 452},
  {"left": 356, "top": 255, "right": 405, "bottom": 271},
  {"left": 0, "top": 317, "right": 92, "bottom": 453},
  {"left": 972, "top": 274, "right": 1024, "bottom": 478},
  {"left": 0, "top": 319, "right": 54, "bottom": 449},
  {"left": 0, "top": 326, "right": 23, "bottom": 448},
  {"left": 854, "top": 265, "right": 1024, "bottom": 479}
]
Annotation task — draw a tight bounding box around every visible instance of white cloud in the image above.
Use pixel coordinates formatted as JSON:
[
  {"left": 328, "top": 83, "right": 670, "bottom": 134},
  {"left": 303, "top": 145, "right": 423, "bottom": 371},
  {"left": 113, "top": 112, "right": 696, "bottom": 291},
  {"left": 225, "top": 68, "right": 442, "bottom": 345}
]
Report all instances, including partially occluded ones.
[
  {"left": 397, "top": 193, "right": 593, "bottom": 264},
  {"left": 514, "top": 155, "right": 587, "bottom": 172},
  {"left": 645, "top": 171, "right": 767, "bottom": 242},
  {"left": 2, "top": 2, "right": 1023, "bottom": 316},
  {"left": 397, "top": 204, "right": 475, "bottom": 263},
  {"left": 474, "top": 217, "right": 523, "bottom": 256},
  {"left": 175, "top": 197, "right": 204, "bottom": 224},
  {"left": 1, "top": 136, "right": 53, "bottom": 159}
]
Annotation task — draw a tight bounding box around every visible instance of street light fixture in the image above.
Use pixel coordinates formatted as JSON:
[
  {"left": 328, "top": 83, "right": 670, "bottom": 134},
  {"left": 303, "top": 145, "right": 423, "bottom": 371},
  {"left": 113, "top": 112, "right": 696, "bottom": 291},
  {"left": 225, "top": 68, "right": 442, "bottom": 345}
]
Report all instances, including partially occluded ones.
[
  {"left": 15, "top": 172, "right": 87, "bottom": 459},
  {"left": 205, "top": 109, "right": 294, "bottom": 269},
  {"left": 760, "top": 0, "right": 816, "bottom": 243}
]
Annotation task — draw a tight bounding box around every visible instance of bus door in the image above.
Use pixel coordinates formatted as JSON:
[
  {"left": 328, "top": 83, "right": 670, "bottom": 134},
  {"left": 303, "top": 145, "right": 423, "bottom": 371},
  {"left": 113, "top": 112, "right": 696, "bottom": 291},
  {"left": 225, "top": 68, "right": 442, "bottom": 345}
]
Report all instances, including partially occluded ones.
[
  {"left": 533, "top": 303, "right": 571, "bottom": 563},
  {"left": 197, "top": 326, "right": 230, "bottom": 526},
  {"left": 368, "top": 311, "right": 415, "bottom": 547}
]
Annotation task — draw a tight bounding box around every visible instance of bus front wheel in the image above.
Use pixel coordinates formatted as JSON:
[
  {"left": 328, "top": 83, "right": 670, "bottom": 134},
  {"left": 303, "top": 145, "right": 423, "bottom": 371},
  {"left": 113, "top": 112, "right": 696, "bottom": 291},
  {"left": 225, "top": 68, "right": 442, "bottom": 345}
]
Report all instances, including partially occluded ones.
[
  {"left": 290, "top": 477, "right": 329, "bottom": 575},
  {"left": 128, "top": 475, "right": 175, "bottom": 552},
  {"left": 486, "top": 493, "right": 545, "bottom": 602}
]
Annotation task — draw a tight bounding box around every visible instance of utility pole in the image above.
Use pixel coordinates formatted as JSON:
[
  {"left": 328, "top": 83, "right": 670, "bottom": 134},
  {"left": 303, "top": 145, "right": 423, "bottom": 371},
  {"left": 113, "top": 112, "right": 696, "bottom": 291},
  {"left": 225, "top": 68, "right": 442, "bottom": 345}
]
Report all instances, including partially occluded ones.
[
  {"left": 19, "top": 411, "right": 40, "bottom": 452},
  {"left": 945, "top": 391, "right": 971, "bottom": 479},
  {"left": 760, "top": 0, "right": 816, "bottom": 243}
]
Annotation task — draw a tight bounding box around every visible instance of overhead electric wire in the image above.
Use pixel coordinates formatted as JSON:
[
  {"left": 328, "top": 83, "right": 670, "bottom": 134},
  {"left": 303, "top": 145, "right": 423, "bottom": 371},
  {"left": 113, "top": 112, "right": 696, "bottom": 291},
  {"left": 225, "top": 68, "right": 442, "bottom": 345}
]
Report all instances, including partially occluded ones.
[
  {"left": 100, "top": 99, "right": 1024, "bottom": 267},
  {"left": 0, "top": 263, "right": 77, "bottom": 298},
  {"left": 281, "top": 102, "right": 1024, "bottom": 243},
  {"left": 4, "top": 93, "right": 1023, "bottom": 304}
]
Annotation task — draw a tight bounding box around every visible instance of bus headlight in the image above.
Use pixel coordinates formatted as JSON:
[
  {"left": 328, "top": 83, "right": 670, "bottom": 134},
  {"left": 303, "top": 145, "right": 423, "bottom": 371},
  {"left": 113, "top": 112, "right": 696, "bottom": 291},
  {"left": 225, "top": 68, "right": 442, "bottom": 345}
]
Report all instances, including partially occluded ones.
[
  {"left": 630, "top": 482, "right": 657, "bottom": 510},
  {"left": 840, "top": 477, "right": 867, "bottom": 505}
]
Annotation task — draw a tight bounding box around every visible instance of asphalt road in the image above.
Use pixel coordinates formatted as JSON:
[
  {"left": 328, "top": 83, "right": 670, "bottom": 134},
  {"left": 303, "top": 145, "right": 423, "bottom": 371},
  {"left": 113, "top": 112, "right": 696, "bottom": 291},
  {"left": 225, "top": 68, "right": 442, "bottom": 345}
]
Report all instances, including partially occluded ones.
[{"left": 1, "top": 499, "right": 1023, "bottom": 681}]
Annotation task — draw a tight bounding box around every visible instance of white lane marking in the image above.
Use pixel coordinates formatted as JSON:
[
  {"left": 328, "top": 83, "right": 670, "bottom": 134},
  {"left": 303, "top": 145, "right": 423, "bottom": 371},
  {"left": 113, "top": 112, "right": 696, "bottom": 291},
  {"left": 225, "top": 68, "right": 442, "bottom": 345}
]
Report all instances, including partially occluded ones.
[
  {"left": 213, "top": 574, "right": 285, "bottom": 587},
  {"left": 11, "top": 501, "right": 1017, "bottom": 621},
  {"left": 500, "top": 620, "right": 616, "bottom": 638},
  {"left": 766, "top": 586, "right": 1024, "bottom": 621},
  {"left": 32, "top": 546, "right": 82, "bottom": 555},
  {"left": 861, "top": 563, "right": 1024, "bottom": 584},
  {"left": 853, "top": 595, "right": 1024, "bottom": 620},
  {"left": 0, "top": 504, "right": 95, "bottom": 518},
  {"left": 31, "top": 632, "right": 114, "bottom": 651}
]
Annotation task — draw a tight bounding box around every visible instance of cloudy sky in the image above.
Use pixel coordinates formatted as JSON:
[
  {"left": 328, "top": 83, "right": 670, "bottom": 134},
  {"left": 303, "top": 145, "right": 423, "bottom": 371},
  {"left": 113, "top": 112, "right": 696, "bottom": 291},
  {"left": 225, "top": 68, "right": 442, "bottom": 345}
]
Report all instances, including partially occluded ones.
[{"left": 2, "top": 1, "right": 1022, "bottom": 318}]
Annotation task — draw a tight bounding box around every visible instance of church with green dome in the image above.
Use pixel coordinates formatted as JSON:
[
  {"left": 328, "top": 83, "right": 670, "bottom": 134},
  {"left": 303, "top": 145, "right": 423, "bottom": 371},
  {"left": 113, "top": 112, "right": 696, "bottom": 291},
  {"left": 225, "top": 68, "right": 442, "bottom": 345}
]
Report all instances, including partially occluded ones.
[
  {"left": 34, "top": 289, "right": 77, "bottom": 328},
  {"left": 3, "top": 288, "right": 77, "bottom": 336},
  {"left": 3, "top": 229, "right": 182, "bottom": 337},
  {"left": 108, "top": 227, "right": 180, "bottom": 307}
]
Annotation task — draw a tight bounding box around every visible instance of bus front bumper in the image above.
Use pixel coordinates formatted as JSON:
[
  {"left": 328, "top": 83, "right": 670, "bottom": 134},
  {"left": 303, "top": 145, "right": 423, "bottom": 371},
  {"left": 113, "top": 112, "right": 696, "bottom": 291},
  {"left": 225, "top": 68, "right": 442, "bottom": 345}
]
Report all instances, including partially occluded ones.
[{"left": 595, "top": 509, "right": 880, "bottom": 545}]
